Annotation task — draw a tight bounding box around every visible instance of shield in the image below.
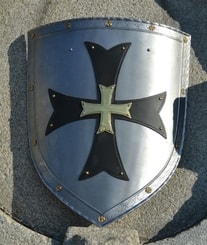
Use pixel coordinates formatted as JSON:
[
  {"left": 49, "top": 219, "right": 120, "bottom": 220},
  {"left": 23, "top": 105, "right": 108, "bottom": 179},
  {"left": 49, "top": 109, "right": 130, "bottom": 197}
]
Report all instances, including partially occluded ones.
[{"left": 28, "top": 18, "right": 190, "bottom": 226}]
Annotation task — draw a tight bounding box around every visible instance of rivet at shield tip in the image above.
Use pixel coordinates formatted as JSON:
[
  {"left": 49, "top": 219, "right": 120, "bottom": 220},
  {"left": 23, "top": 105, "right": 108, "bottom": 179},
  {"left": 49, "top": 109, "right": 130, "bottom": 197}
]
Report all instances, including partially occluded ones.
[
  {"left": 56, "top": 184, "right": 63, "bottom": 192},
  {"left": 149, "top": 25, "right": 156, "bottom": 31},
  {"left": 120, "top": 172, "right": 124, "bottom": 176},
  {"left": 85, "top": 171, "right": 90, "bottom": 175},
  {"left": 65, "top": 22, "right": 71, "bottom": 29},
  {"left": 91, "top": 45, "right": 95, "bottom": 50},
  {"left": 31, "top": 139, "right": 37, "bottom": 146},
  {"left": 145, "top": 186, "right": 152, "bottom": 194},
  {"left": 105, "top": 20, "right": 112, "bottom": 27},
  {"left": 121, "top": 46, "right": 126, "bottom": 50},
  {"left": 50, "top": 123, "right": 54, "bottom": 127},
  {"left": 159, "top": 97, "right": 163, "bottom": 100},
  {"left": 29, "top": 84, "right": 34, "bottom": 91},
  {"left": 159, "top": 127, "right": 163, "bottom": 130},
  {"left": 98, "top": 215, "right": 106, "bottom": 223},
  {"left": 52, "top": 94, "right": 56, "bottom": 98}
]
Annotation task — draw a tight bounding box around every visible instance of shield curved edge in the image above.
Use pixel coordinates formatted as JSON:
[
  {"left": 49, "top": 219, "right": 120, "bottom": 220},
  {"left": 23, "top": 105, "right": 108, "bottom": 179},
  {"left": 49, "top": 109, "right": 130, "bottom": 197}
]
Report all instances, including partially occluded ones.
[{"left": 27, "top": 18, "right": 191, "bottom": 226}]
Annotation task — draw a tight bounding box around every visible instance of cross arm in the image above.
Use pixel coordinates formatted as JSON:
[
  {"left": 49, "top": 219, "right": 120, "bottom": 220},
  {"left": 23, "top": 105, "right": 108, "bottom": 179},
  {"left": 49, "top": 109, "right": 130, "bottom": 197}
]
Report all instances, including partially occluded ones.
[{"left": 45, "top": 89, "right": 96, "bottom": 135}]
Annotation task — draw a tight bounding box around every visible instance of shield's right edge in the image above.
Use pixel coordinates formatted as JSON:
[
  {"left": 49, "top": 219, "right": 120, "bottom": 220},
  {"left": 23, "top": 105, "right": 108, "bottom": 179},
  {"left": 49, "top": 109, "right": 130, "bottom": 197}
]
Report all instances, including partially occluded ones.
[{"left": 102, "top": 32, "right": 191, "bottom": 224}]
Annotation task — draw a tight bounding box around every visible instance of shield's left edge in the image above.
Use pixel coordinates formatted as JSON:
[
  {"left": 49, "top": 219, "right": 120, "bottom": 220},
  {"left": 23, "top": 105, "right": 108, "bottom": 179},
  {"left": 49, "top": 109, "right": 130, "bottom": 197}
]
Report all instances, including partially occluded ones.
[{"left": 27, "top": 21, "right": 111, "bottom": 226}]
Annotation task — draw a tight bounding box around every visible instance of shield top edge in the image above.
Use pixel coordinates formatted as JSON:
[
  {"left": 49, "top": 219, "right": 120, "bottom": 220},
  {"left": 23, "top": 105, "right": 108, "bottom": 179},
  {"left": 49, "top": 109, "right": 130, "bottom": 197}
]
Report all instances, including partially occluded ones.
[{"left": 28, "top": 17, "right": 191, "bottom": 41}]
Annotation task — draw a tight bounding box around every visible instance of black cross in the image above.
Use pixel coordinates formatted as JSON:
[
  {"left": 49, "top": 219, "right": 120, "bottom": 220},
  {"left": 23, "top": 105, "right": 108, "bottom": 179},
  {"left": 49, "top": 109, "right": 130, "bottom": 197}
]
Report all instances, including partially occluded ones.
[{"left": 46, "top": 42, "right": 166, "bottom": 181}]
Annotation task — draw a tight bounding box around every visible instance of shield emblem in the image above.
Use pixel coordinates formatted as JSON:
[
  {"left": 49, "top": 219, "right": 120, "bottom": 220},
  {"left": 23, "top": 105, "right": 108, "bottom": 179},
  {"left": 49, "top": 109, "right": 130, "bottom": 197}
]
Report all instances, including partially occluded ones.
[{"left": 28, "top": 18, "right": 190, "bottom": 226}]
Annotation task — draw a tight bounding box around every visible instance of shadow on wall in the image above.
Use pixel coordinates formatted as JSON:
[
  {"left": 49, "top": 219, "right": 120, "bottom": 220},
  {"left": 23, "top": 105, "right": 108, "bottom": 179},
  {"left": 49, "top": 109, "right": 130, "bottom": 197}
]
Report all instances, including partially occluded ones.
[
  {"left": 8, "top": 35, "right": 90, "bottom": 242},
  {"left": 155, "top": 0, "right": 207, "bottom": 72},
  {"left": 150, "top": 0, "right": 207, "bottom": 242},
  {"left": 148, "top": 81, "right": 207, "bottom": 243},
  {"left": 64, "top": 235, "right": 87, "bottom": 245}
]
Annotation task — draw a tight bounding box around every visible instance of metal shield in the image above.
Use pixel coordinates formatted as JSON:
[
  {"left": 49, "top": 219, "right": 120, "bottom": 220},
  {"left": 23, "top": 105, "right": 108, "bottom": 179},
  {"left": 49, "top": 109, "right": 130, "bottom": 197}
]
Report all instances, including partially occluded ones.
[{"left": 28, "top": 18, "right": 190, "bottom": 226}]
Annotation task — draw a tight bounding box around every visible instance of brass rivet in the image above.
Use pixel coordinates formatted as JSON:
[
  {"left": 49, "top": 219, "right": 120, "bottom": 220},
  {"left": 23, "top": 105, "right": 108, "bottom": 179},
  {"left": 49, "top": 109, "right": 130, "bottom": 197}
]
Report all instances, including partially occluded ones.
[
  {"left": 145, "top": 186, "right": 152, "bottom": 194},
  {"left": 30, "top": 32, "right": 35, "bottom": 39},
  {"left": 29, "top": 84, "right": 34, "bottom": 91},
  {"left": 52, "top": 94, "right": 56, "bottom": 98},
  {"left": 98, "top": 215, "right": 106, "bottom": 223},
  {"left": 56, "top": 184, "right": 63, "bottom": 192},
  {"left": 65, "top": 22, "right": 71, "bottom": 29},
  {"left": 85, "top": 171, "right": 90, "bottom": 175},
  {"left": 149, "top": 25, "right": 156, "bottom": 31},
  {"left": 105, "top": 20, "right": 112, "bottom": 27},
  {"left": 183, "top": 37, "right": 188, "bottom": 43},
  {"left": 31, "top": 139, "right": 37, "bottom": 146},
  {"left": 181, "top": 88, "right": 186, "bottom": 95}
]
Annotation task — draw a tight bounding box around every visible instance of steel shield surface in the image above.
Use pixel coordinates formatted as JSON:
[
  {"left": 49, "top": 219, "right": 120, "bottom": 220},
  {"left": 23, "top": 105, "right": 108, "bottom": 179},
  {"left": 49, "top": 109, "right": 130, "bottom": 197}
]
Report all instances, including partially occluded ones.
[{"left": 28, "top": 18, "right": 190, "bottom": 226}]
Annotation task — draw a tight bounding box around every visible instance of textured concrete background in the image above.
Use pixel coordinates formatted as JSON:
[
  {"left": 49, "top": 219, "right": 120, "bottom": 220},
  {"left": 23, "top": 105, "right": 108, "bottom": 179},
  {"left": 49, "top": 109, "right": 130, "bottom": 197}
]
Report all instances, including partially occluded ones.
[{"left": 0, "top": 0, "right": 207, "bottom": 244}]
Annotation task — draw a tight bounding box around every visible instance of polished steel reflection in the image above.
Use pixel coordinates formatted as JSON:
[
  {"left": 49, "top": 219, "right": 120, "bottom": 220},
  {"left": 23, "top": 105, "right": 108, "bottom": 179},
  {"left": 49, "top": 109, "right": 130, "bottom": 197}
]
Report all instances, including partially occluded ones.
[{"left": 28, "top": 18, "right": 190, "bottom": 226}]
